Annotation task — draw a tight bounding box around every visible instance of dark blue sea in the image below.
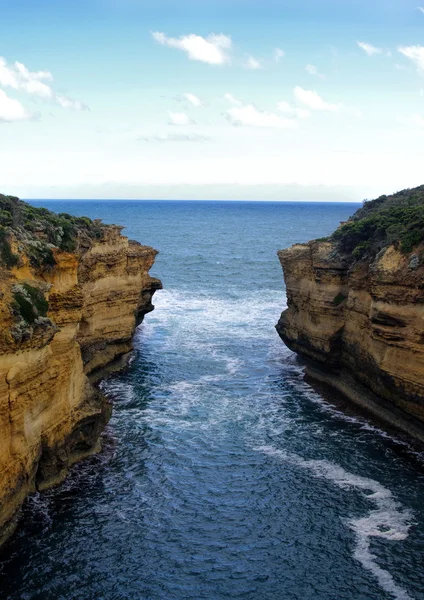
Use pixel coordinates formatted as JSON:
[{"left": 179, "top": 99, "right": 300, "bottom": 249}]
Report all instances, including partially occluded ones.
[{"left": 1, "top": 200, "right": 424, "bottom": 600}]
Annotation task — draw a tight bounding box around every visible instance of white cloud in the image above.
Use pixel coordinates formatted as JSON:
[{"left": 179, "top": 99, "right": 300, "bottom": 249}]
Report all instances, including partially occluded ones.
[
  {"left": 305, "top": 64, "right": 325, "bottom": 79},
  {"left": 397, "top": 113, "right": 424, "bottom": 127},
  {"left": 224, "top": 93, "right": 242, "bottom": 106},
  {"left": 275, "top": 48, "right": 285, "bottom": 62},
  {"left": 225, "top": 103, "right": 298, "bottom": 129},
  {"left": 398, "top": 45, "right": 424, "bottom": 72},
  {"left": 152, "top": 31, "right": 232, "bottom": 65},
  {"left": 0, "top": 58, "right": 53, "bottom": 97},
  {"left": 182, "top": 92, "right": 203, "bottom": 107},
  {"left": 277, "top": 100, "right": 311, "bottom": 119},
  {"left": 245, "top": 56, "right": 262, "bottom": 70},
  {"left": 168, "top": 111, "right": 194, "bottom": 126},
  {"left": 418, "top": 6, "right": 424, "bottom": 13},
  {"left": 139, "top": 132, "right": 210, "bottom": 142},
  {"left": 357, "top": 41, "right": 382, "bottom": 56},
  {"left": 56, "top": 95, "right": 89, "bottom": 111},
  {"left": 13, "top": 61, "right": 53, "bottom": 98},
  {"left": 294, "top": 86, "right": 341, "bottom": 112},
  {"left": 0, "top": 56, "right": 87, "bottom": 110},
  {"left": 0, "top": 60, "right": 19, "bottom": 88},
  {"left": 293, "top": 86, "right": 361, "bottom": 118},
  {"left": 0, "top": 89, "right": 32, "bottom": 122}
]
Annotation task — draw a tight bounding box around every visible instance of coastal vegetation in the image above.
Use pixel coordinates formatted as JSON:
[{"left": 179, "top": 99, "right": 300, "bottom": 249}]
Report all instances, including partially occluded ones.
[
  {"left": 0, "top": 194, "right": 106, "bottom": 269},
  {"left": 12, "top": 283, "right": 49, "bottom": 325},
  {"left": 331, "top": 185, "right": 424, "bottom": 260}
]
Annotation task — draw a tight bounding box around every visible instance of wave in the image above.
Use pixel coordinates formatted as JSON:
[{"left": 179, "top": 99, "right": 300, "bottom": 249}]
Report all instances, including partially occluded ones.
[{"left": 255, "top": 445, "right": 414, "bottom": 600}]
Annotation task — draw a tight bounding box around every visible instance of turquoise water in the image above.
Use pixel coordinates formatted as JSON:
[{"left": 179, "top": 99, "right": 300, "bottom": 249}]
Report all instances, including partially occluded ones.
[{"left": 1, "top": 200, "right": 424, "bottom": 600}]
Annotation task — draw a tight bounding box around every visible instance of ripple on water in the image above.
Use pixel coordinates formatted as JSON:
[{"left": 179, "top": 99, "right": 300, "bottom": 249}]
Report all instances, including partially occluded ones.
[{"left": 1, "top": 201, "right": 424, "bottom": 600}]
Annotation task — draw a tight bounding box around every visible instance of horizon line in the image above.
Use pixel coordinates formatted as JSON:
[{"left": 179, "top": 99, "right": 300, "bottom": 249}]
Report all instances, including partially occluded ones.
[{"left": 25, "top": 198, "right": 363, "bottom": 203}]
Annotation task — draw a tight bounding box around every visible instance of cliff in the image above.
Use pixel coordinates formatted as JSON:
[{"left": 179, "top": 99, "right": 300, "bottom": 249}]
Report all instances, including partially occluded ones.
[
  {"left": 0, "top": 195, "right": 161, "bottom": 544},
  {"left": 277, "top": 186, "right": 424, "bottom": 441}
]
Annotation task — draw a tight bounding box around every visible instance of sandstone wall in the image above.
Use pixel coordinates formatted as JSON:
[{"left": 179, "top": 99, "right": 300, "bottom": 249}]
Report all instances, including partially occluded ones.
[
  {"left": 277, "top": 241, "right": 424, "bottom": 439},
  {"left": 0, "top": 227, "right": 161, "bottom": 543}
]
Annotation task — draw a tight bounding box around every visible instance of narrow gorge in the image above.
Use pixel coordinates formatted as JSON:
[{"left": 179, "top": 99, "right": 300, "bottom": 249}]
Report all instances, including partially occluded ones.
[
  {"left": 277, "top": 186, "right": 424, "bottom": 442},
  {"left": 1, "top": 199, "right": 423, "bottom": 600},
  {"left": 0, "top": 195, "right": 161, "bottom": 545}
]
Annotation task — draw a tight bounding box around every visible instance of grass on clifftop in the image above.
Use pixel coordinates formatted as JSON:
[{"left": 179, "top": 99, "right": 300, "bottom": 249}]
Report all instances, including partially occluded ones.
[
  {"left": 0, "top": 194, "right": 106, "bottom": 269},
  {"left": 331, "top": 185, "right": 424, "bottom": 260}
]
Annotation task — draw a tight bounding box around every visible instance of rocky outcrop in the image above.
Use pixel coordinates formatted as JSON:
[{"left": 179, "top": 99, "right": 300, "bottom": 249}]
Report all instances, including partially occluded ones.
[
  {"left": 277, "top": 193, "right": 424, "bottom": 442},
  {"left": 0, "top": 198, "right": 161, "bottom": 544}
]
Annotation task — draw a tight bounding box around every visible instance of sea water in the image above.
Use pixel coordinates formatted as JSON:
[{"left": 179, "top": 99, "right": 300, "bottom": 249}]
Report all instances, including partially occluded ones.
[{"left": 1, "top": 200, "right": 424, "bottom": 600}]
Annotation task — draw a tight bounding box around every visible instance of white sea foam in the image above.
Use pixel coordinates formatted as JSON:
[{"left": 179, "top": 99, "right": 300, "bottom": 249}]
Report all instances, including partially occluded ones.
[
  {"left": 113, "top": 287, "right": 418, "bottom": 598},
  {"left": 256, "top": 445, "right": 414, "bottom": 600},
  {"left": 145, "top": 287, "right": 285, "bottom": 344}
]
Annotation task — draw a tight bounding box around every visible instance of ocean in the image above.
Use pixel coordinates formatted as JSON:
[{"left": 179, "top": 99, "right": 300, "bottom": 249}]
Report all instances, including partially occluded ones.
[{"left": 1, "top": 200, "right": 424, "bottom": 600}]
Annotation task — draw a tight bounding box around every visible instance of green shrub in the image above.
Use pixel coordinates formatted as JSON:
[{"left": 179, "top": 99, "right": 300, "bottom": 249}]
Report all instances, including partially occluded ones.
[
  {"left": 0, "top": 194, "right": 107, "bottom": 269},
  {"left": 331, "top": 186, "right": 424, "bottom": 260},
  {"left": 0, "top": 226, "right": 19, "bottom": 268},
  {"left": 27, "top": 243, "right": 56, "bottom": 269},
  {"left": 333, "top": 293, "right": 347, "bottom": 306},
  {"left": 13, "top": 284, "right": 48, "bottom": 324}
]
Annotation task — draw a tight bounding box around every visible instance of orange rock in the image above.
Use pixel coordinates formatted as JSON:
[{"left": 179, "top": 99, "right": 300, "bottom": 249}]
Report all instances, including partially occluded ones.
[
  {"left": 0, "top": 227, "right": 161, "bottom": 544},
  {"left": 277, "top": 240, "right": 424, "bottom": 441}
]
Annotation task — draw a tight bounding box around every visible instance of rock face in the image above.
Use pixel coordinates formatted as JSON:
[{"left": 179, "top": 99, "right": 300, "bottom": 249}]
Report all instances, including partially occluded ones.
[
  {"left": 0, "top": 201, "right": 161, "bottom": 544},
  {"left": 277, "top": 204, "right": 424, "bottom": 441}
]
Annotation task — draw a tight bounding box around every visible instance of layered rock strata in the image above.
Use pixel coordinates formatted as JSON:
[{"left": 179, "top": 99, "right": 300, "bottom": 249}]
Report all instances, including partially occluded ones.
[
  {"left": 0, "top": 201, "right": 161, "bottom": 544},
  {"left": 277, "top": 228, "right": 424, "bottom": 441}
]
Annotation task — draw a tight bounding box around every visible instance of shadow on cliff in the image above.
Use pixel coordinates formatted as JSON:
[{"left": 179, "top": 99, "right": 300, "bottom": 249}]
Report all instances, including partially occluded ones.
[
  {"left": 271, "top": 352, "right": 424, "bottom": 469},
  {"left": 0, "top": 339, "right": 163, "bottom": 591}
]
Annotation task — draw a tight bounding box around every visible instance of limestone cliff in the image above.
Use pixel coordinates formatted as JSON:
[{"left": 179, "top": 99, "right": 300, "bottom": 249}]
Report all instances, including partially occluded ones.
[
  {"left": 0, "top": 195, "right": 161, "bottom": 543},
  {"left": 277, "top": 186, "right": 424, "bottom": 441}
]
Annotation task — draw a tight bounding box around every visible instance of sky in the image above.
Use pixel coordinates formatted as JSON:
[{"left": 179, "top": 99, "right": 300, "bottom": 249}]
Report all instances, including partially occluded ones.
[{"left": 1, "top": 0, "right": 424, "bottom": 201}]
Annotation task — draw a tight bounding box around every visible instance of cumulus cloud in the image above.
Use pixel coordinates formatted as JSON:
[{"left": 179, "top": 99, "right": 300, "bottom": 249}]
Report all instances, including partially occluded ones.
[
  {"left": 0, "top": 89, "right": 32, "bottom": 122},
  {"left": 0, "top": 56, "right": 88, "bottom": 110},
  {"left": 357, "top": 41, "right": 382, "bottom": 56},
  {"left": 152, "top": 31, "right": 232, "bottom": 65},
  {"left": 277, "top": 100, "right": 311, "bottom": 119},
  {"left": 168, "top": 111, "right": 194, "bottom": 126},
  {"left": 225, "top": 102, "right": 298, "bottom": 129},
  {"left": 293, "top": 87, "right": 361, "bottom": 118},
  {"left": 139, "top": 132, "right": 210, "bottom": 142},
  {"left": 13, "top": 61, "right": 53, "bottom": 97},
  {"left": 294, "top": 86, "right": 341, "bottom": 112},
  {"left": 398, "top": 45, "right": 424, "bottom": 72},
  {"left": 275, "top": 48, "right": 285, "bottom": 62},
  {"left": 245, "top": 56, "right": 262, "bottom": 70},
  {"left": 0, "top": 58, "right": 53, "bottom": 97}
]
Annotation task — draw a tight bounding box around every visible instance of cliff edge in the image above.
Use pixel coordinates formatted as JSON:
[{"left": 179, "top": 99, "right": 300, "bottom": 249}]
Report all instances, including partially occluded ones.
[
  {"left": 0, "top": 195, "right": 161, "bottom": 544},
  {"left": 277, "top": 186, "right": 424, "bottom": 441}
]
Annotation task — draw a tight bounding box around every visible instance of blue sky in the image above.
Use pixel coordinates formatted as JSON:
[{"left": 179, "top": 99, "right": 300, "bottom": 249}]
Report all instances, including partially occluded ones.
[{"left": 1, "top": 0, "right": 424, "bottom": 200}]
